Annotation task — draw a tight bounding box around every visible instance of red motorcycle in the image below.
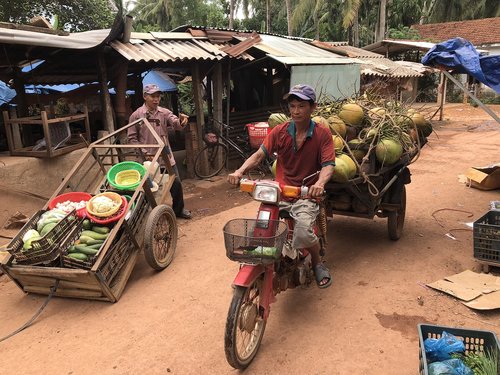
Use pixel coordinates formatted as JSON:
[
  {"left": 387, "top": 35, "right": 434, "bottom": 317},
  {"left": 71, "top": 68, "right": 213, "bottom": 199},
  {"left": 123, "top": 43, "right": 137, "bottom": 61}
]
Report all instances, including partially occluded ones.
[{"left": 223, "top": 176, "right": 328, "bottom": 369}]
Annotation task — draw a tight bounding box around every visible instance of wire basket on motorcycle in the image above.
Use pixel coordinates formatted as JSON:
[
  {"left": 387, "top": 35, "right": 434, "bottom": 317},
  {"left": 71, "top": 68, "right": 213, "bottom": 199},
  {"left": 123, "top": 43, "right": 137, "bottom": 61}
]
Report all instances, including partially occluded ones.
[{"left": 223, "top": 219, "right": 288, "bottom": 264}]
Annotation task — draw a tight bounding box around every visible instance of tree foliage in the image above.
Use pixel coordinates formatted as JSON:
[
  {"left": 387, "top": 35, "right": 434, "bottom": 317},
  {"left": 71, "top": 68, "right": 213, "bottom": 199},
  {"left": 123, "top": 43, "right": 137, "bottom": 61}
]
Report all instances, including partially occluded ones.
[{"left": 0, "top": 0, "right": 116, "bottom": 32}]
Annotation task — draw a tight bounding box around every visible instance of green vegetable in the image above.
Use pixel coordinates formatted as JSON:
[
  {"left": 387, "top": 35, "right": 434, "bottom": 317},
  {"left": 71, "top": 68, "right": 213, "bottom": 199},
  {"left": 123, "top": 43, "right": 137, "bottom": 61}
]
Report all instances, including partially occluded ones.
[
  {"left": 67, "top": 253, "right": 88, "bottom": 261},
  {"left": 81, "top": 230, "right": 108, "bottom": 240},
  {"left": 78, "top": 235, "right": 95, "bottom": 244},
  {"left": 87, "top": 243, "right": 104, "bottom": 250},
  {"left": 22, "top": 229, "right": 41, "bottom": 243},
  {"left": 82, "top": 219, "right": 92, "bottom": 230},
  {"left": 23, "top": 236, "right": 42, "bottom": 251},
  {"left": 244, "top": 246, "right": 278, "bottom": 257},
  {"left": 91, "top": 226, "right": 110, "bottom": 234},
  {"left": 40, "top": 222, "right": 58, "bottom": 236},
  {"left": 461, "top": 349, "right": 498, "bottom": 375},
  {"left": 68, "top": 245, "right": 76, "bottom": 253},
  {"left": 36, "top": 217, "right": 59, "bottom": 232},
  {"left": 85, "top": 238, "right": 104, "bottom": 245},
  {"left": 74, "top": 245, "right": 98, "bottom": 255}
]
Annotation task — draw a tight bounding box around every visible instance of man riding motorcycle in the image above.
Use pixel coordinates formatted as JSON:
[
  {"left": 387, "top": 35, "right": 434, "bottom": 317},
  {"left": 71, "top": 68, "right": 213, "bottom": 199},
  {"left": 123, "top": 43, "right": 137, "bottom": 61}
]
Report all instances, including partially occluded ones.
[{"left": 228, "top": 84, "right": 335, "bottom": 288}]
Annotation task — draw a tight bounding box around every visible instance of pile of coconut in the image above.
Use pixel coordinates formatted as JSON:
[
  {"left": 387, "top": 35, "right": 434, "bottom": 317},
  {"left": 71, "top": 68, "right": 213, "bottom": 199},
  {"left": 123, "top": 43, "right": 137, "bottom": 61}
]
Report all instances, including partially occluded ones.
[{"left": 268, "top": 95, "right": 432, "bottom": 183}]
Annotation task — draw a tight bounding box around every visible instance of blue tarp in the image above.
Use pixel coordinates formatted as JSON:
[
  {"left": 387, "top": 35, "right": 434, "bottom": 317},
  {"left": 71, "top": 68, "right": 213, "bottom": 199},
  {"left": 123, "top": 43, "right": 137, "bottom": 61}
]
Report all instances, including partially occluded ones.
[
  {"left": 0, "top": 80, "right": 16, "bottom": 104},
  {"left": 142, "top": 70, "right": 178, "bottom": 92},
  {"left": 422, "top": 37, "right": 500, "bottom": 94}
]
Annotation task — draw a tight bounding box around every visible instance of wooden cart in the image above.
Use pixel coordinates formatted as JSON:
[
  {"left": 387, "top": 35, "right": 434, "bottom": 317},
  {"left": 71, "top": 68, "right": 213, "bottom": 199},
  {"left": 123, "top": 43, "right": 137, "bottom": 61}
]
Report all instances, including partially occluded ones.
[
  {"left": 324, "top": 148, "right": 421, "bottom": 241},
  {"left": 0, "top": 119, "right": 178, "bottom": 302}
]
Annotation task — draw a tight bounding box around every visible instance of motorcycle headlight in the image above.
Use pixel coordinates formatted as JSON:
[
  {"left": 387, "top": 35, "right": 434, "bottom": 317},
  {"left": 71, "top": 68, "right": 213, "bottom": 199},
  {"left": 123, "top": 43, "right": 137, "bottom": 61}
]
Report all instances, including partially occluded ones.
[{"left": 252, "top": 185, "right": 280, "bottom": 204}]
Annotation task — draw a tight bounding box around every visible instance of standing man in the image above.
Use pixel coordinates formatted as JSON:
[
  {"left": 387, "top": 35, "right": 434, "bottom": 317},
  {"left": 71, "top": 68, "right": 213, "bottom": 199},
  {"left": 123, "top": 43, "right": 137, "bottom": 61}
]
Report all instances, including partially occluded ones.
[
  {"left": 128, "top": 83, "right": 192, "bottom": 219},
  {"left": 228, "top": 84, "right": 334, "bottom": 288}
]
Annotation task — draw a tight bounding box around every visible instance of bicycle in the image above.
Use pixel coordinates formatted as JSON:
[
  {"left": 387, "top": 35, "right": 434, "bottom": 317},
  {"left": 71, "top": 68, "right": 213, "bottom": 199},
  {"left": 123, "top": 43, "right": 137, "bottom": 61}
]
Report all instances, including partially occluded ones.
[{"left": 194, "top": 118, "right": 273, "bottom": 179}]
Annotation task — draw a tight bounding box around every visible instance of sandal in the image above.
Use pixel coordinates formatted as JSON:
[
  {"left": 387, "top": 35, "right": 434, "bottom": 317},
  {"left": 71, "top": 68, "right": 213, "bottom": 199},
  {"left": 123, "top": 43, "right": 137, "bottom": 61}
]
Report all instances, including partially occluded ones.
[{"left": 313, "top": 263, "right": 332, "bottom": 289}]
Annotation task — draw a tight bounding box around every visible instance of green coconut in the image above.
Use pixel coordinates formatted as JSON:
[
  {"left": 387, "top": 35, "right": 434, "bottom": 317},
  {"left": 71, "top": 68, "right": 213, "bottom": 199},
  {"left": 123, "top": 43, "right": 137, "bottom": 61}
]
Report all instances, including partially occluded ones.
[
  {"left": 268, "top": 113, "right": 289, "bottom": 128},
  {"left": 336, "top": 153, "right": 356, "bottom": 179},
  {"left": 330, "top": 158, "right": 349, "bottom": 183},
  {"left": 332, "top": 135, "right": 344, "bottom": 153},
  {"left": 312, "top": 115, "right": 329, "bottom": 129},
  {"left": 409, "top": 111, "right": 426, "bottom": 128},
  {"left": 338, "top": 103, "right": 364, "bottom": 127},
  {"left": 375, "top": 138, "right": 403, "bottom": 165},
  {"left": 326, "top": 115, "right": 347, "bottom": 138}
]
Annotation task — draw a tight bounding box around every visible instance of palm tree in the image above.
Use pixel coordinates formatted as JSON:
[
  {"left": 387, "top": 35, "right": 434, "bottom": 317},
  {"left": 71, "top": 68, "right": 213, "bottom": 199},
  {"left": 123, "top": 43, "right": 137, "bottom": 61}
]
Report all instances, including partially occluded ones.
[
  {"left": 285, "top": 0, "right": 293, "bottom": 35},
  {"left": 291, "top": 0, "right": 327, "bottom": 39},
  {"left": 131, "top": 0, "right": 173, "bottom": 31}
]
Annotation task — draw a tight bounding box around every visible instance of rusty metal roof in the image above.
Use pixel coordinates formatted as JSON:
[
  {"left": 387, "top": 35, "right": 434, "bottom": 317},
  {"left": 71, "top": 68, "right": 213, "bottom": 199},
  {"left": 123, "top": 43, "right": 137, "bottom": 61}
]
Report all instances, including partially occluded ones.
[{"left": 111, "top": 35, "right": 253, "bottom": 63}]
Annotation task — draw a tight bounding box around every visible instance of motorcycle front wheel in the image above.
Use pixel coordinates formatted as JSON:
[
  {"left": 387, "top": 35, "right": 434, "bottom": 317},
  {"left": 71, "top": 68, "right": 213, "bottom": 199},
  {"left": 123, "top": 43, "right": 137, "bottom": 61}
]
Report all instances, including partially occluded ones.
[{"left": 224, "top": 280, "right": 266, "bottom": 369}]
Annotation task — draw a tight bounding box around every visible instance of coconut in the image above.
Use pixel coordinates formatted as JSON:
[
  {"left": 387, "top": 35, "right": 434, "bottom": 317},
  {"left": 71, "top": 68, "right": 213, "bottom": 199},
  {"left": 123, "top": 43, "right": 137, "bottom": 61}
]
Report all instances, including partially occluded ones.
[
  {"left": 346, "top": 139, "right": 367, "bottom": 162},
  {"left": 375, "top": 138, "right": 403, "bottom": 165},
  {"left": 338, "top": 103, "right": 364, "bottom": 127},
  {"left": 268, "top": 113, "right": 289, "bottom": 128},
  {"left": 332, "top": 135, "right": 344, "bottom": 153},
  {"left": 337, "top": 153, "right": 356, "bottom": 179},
  {"left": 369, "top": 107, "right": 386, "bottom": 117},
  {"left": 312, "top": 115, "right": 329, "bottom": 128},
  {"left": 410, "top": 112, "right": 426, "bottom": 128},
  {"left": 330, "top": 158, "right": 349, "bottom": 183},
  {"left": 327, "top": 115, "right": 347, "bottom": 138}
]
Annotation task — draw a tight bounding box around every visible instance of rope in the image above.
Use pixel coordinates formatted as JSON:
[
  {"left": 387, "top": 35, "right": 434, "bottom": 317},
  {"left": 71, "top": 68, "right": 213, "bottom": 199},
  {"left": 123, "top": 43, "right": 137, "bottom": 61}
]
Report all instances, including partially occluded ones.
[{"left": 0, "top": 280, "right": 59, "bottom": 343}]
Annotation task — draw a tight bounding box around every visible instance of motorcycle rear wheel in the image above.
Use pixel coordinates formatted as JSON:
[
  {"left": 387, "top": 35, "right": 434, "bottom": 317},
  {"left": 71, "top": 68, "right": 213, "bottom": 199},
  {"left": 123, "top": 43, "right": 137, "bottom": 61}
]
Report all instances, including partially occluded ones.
[{"left": 224, "top": 281, "right": 266, "bottom": 369}]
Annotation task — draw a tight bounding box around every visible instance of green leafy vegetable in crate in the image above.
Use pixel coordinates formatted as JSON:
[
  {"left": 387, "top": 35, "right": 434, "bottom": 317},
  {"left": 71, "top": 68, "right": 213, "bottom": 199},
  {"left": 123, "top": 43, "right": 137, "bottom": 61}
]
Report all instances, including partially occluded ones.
[{"left": 455, "top": 349, "right": 498, "bottom": 375}]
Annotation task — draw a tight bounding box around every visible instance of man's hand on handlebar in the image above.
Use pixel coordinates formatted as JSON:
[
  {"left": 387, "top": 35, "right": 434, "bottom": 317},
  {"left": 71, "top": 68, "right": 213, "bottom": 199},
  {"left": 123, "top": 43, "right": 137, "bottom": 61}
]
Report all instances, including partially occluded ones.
[
  {"left": 308, "top": 183, "right": 325, "bottom": 198},
  {"left": 228, "top": 171, "right": 243, "bottom": 185}
]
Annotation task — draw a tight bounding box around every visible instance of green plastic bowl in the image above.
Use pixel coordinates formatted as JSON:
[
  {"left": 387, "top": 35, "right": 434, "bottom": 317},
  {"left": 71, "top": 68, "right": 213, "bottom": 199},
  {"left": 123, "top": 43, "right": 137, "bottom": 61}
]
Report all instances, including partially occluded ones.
[{"left": 107, "top": 161, "right": 147, "bottom": 191}]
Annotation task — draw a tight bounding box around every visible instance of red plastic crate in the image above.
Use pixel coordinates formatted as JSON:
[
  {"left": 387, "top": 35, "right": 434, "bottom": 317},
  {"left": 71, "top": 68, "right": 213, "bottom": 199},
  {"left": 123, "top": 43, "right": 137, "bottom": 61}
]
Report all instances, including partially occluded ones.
[{"left": 246, "top": 122, "right": 270, "bottom": 149}]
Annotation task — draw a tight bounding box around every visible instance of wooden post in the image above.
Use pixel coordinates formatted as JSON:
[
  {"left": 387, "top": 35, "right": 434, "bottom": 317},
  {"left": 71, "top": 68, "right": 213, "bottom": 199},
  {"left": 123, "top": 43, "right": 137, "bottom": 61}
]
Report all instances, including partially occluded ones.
[
  {"left": 191, "top": 63, "right": 206, "bottom": 176},
  {"left": 97, "top": 51, "right": 115, "bottom": 133},
  {"left": 113, "top": 58, "right": 129, "bottom": 129},
  {"left": 13, "top": 69, "right": 32, "bottom": 145},
  {"left": 436, "top": 72, "right": 447, "bottom": 121}
]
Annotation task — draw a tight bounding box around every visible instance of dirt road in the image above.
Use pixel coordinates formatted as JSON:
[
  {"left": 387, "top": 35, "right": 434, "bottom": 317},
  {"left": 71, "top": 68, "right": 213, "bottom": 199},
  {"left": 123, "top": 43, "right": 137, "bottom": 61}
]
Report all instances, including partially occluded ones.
[{"left": 1, "top": 104, "right": 500, "bottom": 374}]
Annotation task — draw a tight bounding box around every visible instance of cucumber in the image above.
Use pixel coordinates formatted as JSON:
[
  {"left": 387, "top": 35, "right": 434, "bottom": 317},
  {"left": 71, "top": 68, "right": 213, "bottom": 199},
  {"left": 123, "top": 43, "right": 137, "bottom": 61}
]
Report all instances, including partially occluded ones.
[
  {"left": 68, "top": 245, "right": 76, "bottom": 253},
  {"left": 75, "top": 244, "right": 98, "bottom": 255},
  {"left": 86, "top": 239, "right": 104, "bottom": 245},
  {"left": 40, "top": 222, "right": 58, "bottom": 236},
  {"left": 67, "top": 253, "right": 88, "bottom": 261},
  {"left": 87, "top": 243, "right": 104, "bottom": 250},
  {"left": 82, "top": 219, "right": 92, "bottom": 230},
  {"left": 91, "top": 226, "right": 110, "bottom": 235},
  {"left": 78, "top": 235, "right": 95, "bottom": 244},
  {"left": 81, "top": 230, "right": 108, "bottom": 241}
]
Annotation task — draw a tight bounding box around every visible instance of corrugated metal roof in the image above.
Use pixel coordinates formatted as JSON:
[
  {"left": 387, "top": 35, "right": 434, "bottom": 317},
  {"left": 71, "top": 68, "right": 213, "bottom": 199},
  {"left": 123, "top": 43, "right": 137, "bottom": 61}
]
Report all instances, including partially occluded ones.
[
  {"left": 268, "top": 55, "right": 358, "bottom": 65},
  {"left": 360, "top": 58, "right": 423, "bottom": 77},
  {"left": 111, "top": 39, "right": 225, "bottom": 62},
  {"left": 0, "top": 27, "right": 111, "bottom": 49},
  {"left": 231, "top": 34, "right": 359, "bottom": 65}
]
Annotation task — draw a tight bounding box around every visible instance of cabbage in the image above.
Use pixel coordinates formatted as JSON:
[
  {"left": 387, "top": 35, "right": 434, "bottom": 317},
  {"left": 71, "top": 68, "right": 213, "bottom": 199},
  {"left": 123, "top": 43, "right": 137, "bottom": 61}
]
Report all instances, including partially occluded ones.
[
  {"left": 91, "top": 196, "right": 117, "bottom": 213},
  {"left": 22, "top": 229, "right": 41, "bottom": 243}
]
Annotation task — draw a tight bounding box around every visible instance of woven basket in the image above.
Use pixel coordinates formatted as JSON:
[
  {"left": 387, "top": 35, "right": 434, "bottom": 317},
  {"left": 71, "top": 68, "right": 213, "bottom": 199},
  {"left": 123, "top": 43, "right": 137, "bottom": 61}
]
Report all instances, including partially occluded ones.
[
  {"left": 115, "top": 169, "right": 141, "bottom": 188},
  {"left": 86, "top": 192, "right": 122, "bottom": 218}
]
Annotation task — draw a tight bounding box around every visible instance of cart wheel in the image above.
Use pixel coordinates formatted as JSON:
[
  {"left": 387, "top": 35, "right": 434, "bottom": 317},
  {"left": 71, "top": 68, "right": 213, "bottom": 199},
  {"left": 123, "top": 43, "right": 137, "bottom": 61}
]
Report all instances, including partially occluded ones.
[
  {"left": 144, "top": 204, "right": 178, "bottom": 271},
  {"left": 387, "top": 185, "right": 406, "bottom": 241}
]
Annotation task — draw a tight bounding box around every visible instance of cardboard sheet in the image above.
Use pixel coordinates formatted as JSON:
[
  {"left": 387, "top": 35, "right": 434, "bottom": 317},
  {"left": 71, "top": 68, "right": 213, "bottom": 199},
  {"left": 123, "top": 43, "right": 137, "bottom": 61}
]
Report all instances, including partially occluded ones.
[{"left": 427, "top": 270, "right": 500, "bottom": 310}]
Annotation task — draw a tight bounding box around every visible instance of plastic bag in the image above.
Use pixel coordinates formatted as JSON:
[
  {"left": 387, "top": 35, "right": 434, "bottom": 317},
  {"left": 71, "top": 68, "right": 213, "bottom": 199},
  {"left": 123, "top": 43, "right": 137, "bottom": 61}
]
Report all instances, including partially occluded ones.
[
  {"left": 424, "top": 331, "right": 465, "bottom": 362},
  {"left": 428, "top": 359, "right": 474, "bottom": 375}
]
